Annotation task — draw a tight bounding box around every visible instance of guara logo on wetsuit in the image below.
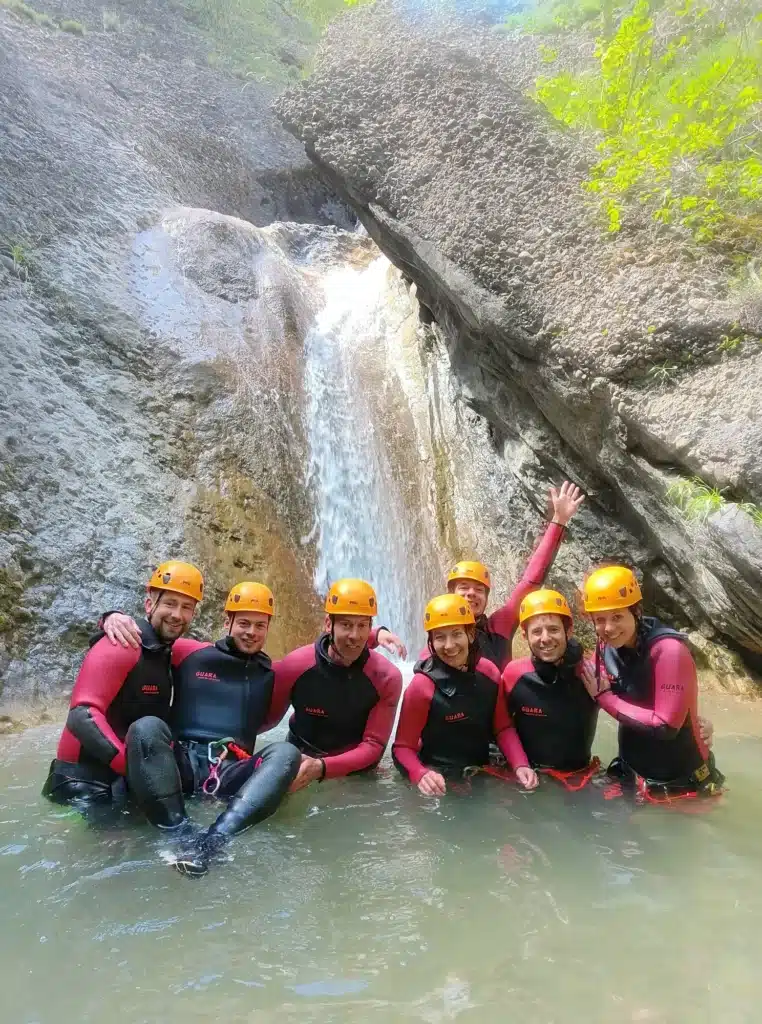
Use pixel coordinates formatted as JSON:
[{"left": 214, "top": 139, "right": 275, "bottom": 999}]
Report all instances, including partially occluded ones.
[{"left": 502, "top": 639, "right": 598, "bottom": 773}]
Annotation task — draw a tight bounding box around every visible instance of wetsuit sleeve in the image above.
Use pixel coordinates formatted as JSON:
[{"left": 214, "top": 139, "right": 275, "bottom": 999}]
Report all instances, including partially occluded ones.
[
  {"left": 170, "top": 637, "right": 211, "bottom": 668},
  {"left": 321, "top": 661, "right": 403, "bottom": 779},
  {"left": 261, "top": 645, "right": 316, "bottom": 733},
  {"left": 65, "top": 638, "right": 141, "bottom": 775},
  {"left": 500, "top": 660, "right": 524, "bottom": 698},
  {"left": 596, "top": 639, "right": 696, "bottom": 737},
  {"left": 493, "top": 681, "right": 530, "bottom": 770},
  {"left": 392, "top": 673, "right": 436, "bottom": 785},
  {"left": 487, "top": 521, "right": 566, "bottom": 639}
]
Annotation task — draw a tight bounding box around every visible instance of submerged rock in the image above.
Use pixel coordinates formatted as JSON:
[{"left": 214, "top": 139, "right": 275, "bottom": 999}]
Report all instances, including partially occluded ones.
[{"left": 277, "top": 0, "right": 762, "bottom": 675}]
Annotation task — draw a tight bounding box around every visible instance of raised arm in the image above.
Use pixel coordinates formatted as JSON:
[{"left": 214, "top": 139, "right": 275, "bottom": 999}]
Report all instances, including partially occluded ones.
[
  {"left": 65, "top": 639, "right": 141, "bottom": 775},
  {"left": 487, "top": 482, "right": 584, "bottom": 639}
]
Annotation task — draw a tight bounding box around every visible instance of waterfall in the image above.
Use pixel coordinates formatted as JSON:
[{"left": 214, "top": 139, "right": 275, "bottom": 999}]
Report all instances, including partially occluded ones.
[{"left": 303, "top": 256, "right": 431, "bottom": 647}]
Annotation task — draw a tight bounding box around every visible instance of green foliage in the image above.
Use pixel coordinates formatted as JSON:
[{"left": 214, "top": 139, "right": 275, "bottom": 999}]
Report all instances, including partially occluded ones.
[
  {"left": 175, "top": 0, "right": 362, "bottom": 81},
  {"left": 532, "top": 0, "right": 762, "bottom": 241},
  {"left": 504, "top": 0, "right": 610, "bottom": 35},
  {"left": 645, "top": 359, "right": 680, "bottom": 387},
  {"left": 667, "top": 475, "right": 727, "bottom": 522},
  {"left": 667, "top": 475, "right": 762, "bottom": 528},
  {"left": 0, "top": 0, "right": 54, "bottom": 26},
  {"left": 0, "top": 237, "right": 33, "bottom": 280},
  {"left": 739, "top": 502, "right": 762, "bottom": 527},
  {"left": 60, "top": 18, "right": 86, "bottom": 34}
]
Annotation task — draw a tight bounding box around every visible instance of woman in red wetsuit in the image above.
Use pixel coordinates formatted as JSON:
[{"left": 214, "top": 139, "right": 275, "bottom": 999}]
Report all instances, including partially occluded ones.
[
  {"left": 580, "top": 566, "right": 724, "bottom": 798},
  {"left": 393, "top": 595, "right": 538, "bottom": 796}
]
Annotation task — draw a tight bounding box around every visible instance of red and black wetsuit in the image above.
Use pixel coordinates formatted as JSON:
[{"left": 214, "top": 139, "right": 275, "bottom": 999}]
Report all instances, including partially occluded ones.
[
  {"left": 46, "top": 618, "right": 173, "bottom": 788},
  {"left": 476, "top": 521, "right": 566, "bottom": 670},
  {"left": 501, "top": 640, "right": 598, "bottom": 772},
  {"left": 392, "top": 654, "right": 528, "bottom": 783},
  {"left": 267, "top": 634, "right": 403, "bottom": 778},
  {"left": 595, "top": 618, "right": 723, "bottom": 790}
]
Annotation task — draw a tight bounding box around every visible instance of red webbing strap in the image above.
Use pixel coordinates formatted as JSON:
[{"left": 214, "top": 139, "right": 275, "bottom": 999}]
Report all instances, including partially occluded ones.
[{"left": 540, "top": 756, "right": 601, "bottom": 792}]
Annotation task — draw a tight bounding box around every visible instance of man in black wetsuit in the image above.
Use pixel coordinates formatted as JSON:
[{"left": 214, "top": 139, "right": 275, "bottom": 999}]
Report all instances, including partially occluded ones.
[{"left": 102, "top": 581, "right": 301, "bottom": 876}]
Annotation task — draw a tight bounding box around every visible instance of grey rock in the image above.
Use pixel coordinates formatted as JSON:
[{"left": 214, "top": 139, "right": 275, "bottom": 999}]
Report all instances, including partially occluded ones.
[{"left": 278, "top": 0, "right": 762, "bottom": 672}]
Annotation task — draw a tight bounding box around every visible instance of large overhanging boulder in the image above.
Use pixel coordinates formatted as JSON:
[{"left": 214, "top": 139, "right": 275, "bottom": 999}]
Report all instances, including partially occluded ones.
[{"left": 278, "top": 1, "right": 762, "bottom": 670}]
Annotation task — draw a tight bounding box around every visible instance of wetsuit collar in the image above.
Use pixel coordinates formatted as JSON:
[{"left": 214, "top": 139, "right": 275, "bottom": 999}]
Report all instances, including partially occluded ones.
[
  {"left": 414, "top": 654, "right": 473, "bottom": 698},
  {"left": 214, "top": 635, "right": 273, "bottom": 667},
  {"left": 531, "top": 637, "right": 584, "bottom": 682},
  {"left": 135, "top": 617, "right": 174, "bottom": 652},
  {"left": 316, "top": 632, "right": 370, "bottom": 672}
]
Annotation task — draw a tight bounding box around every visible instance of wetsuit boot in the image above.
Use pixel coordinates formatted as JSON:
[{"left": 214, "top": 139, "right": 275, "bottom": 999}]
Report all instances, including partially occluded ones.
[
  {"left": 173, "top": 741, "right": 301, "bottom": 878},
  {"left": 125, "top": 717, "right": 189, "bottom": 829}
]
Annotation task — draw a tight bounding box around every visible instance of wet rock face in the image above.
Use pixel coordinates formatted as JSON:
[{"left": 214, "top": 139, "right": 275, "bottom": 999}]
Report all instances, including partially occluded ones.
[
  {"left": 0, "top": 1, "right": 339, "bottom": 700},
  {"left": 278, "top": 2, "right": 762, "bottom": 670}
]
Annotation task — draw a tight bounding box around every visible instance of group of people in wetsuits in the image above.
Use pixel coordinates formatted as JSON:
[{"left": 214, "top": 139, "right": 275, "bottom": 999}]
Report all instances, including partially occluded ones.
[{"left": 42, "top": 481, "right": 723, "bottom": 877}]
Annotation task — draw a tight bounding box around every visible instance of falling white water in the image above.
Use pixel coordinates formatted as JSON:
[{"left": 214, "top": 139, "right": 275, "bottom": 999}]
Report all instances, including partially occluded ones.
[{"left": 304, "top": 256, "right": 429, "bottom": 645}]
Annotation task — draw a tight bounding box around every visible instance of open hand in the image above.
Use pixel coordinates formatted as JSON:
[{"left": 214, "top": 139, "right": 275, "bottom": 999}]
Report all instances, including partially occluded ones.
[
  {"left": 376, "top": 629, "right": 408, "bottom": 660},
  {"left": 288, "top": 756, "right": 324, "bottom": 793},
  {"left": 550, "top": 481, "right": 585, "bottom": 526},
  {"left": 417, "top": 770, "right": 447, "bottom": 797},
  {"left": 581, "top": 661, "right": 608, "bottom": 700},
  {"left": 104, "top": 613, "right": 142, "bottom": 649},
  {"left": 516, "top": 766, "right": 539, "bottom": 790}
]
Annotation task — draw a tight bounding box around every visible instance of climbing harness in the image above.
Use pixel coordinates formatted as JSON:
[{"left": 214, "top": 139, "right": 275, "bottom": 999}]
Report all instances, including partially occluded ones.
[{"left": 201, "top": 738, "right": 254, "bottom": 796}]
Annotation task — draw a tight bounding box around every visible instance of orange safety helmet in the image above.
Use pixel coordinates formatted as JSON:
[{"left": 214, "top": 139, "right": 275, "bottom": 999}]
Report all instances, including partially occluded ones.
[
  {"left": 519, "top": 589, "right": 572, "bottom": 626},
  {"left": 225, "top": 581, "right": 274, "bottom": 616},
  {"left": 583, "top": 566, "right": 642, "bottom": 612},
  {"left": 447, "top": 560, "right": 492, "bottom": 590},
  {"left": 423, "top": 593, "right": 476, "bottom": 632},
  {"left": 147, "top": 560, "right": 204, "bottom": 603},
  {"left": 325, "top": 578, "right": 377, "bottom": 617}
]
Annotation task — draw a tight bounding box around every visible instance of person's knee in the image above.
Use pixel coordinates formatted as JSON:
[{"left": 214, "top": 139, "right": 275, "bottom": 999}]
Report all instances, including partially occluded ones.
[
  {"left": 126, "top": 716, "right": 172, "bottom": 755},
  {"left": 261, "top": 741, "right": 302, "bottom": 777}
]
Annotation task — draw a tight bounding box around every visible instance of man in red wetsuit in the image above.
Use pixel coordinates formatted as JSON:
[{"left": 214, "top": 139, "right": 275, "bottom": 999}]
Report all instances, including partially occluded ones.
[
  {"left": 103, "top": 577, "right": 403, "bottom": 797},
  {"left": 264, "top": 578, "right": 403, "bottom": 792},
  {"left": 374, "top": 481, "right": 585, "bottom": 670},
  {"left": 42, "top": 561, "right": 203, "bottom": 828}
]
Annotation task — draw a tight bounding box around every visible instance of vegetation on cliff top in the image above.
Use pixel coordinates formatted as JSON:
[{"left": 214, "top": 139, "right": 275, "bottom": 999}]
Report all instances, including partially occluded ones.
[{"left": 514, "top": 0, "right": 762, "bottom": 246}]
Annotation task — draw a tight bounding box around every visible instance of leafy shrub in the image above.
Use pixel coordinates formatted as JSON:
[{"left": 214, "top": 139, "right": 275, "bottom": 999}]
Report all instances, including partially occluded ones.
[{"left": 531, "top": 0, "right": 762, "bottom": 241}]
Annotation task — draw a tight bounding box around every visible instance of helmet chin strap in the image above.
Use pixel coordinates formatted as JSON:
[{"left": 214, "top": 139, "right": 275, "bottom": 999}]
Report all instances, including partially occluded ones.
[
  {"left": 147, "top": 590, "right": 162, "bottom": 625},
  {"left": 228, "top": 611, "right": 235, "bottom": 636}
]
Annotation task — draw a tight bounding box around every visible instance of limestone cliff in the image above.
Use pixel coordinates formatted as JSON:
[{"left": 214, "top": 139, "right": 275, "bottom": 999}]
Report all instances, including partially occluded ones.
[{"left": 277, "top": 1, "right": 762, "bottom": 675}]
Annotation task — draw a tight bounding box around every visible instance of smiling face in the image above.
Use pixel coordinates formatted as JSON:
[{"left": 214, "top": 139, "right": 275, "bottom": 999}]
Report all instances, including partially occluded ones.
[
  {"left": 225, "top": 611, "right": 270, "bottom": 655},
  {"left": 524, "top": 613, "right": 570, "bottom": 664},
  {"left": 429, "top": 624, "right": 475, "bottom": 670},
  {"left": 449, "top": 579, "right": 489, "bottom": 618},
  {"left": 145, "top": 589, "right": 197, "bottom": 642},
  {"left": 325, "top": 614, "right": 372, "bottom": 665},
  {"left": 591, "top": 607, "right": 639, "bottom": 649}
]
